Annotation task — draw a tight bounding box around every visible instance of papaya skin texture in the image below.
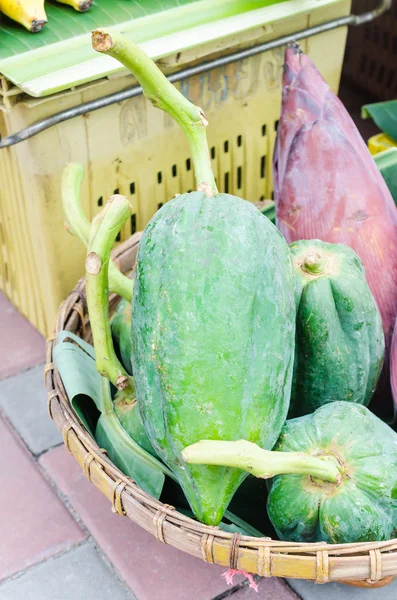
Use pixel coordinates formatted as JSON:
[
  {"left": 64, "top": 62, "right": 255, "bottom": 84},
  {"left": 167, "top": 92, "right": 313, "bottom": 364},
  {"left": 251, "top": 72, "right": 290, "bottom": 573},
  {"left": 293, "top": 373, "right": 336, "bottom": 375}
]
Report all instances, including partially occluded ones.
[
  {"left": 289, "top": 240, "right": 384, "bottom": 417},
  {"left": 268, "top": 402, "right": 397, "bottom": 544},
  {"left": 131, "top": 192, "right": 296, "bottom": 525}
]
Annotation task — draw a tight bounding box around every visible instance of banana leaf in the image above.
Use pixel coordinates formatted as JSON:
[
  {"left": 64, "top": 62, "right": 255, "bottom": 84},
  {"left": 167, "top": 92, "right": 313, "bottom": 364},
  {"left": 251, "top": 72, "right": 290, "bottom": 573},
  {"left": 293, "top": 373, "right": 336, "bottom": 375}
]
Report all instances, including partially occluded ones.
[
  {"left": 54, "top": 331, "right": 171, "bottom": 498},
  {"left": 362, "top": 100, "right": 397, "bottom": 143}
]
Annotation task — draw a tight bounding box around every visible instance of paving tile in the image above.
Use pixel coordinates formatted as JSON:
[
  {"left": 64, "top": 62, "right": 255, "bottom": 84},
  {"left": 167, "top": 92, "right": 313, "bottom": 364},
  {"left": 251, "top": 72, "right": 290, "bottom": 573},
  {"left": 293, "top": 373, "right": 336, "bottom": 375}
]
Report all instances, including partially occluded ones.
[
  {"left": 0, "top": 543, "right": 133, "bottom": 600},
  {"left": 0, "top": 417, "right": 85, "bottom": 581},
  {"left": 0, "top": 293, "right": 45, "bottom": 380},
  {"left": 41, "top": 445, "right": 236, "bottom": 600},
  {"left": 0, "top": 365, "right": 61, "bottom": 455},
  {"left": 227, "top": 577, "right": 298, "bottom": 599},
  {"left": 288, "top": 577, "right": 397, "bottom": 599}
]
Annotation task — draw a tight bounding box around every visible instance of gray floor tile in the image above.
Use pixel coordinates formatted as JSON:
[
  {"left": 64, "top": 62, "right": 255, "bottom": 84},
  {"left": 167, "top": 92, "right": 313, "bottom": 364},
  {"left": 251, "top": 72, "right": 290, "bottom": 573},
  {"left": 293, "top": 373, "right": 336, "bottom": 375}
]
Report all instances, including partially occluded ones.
[
  {"left": 288, "top": 577, "right": 397, "bottom": 599},
  {"left": 0, "top": 365, "right": 61, "bottom": 455},
  {"left": 0, "top": 543, "right": 133, "bottom": 600}
]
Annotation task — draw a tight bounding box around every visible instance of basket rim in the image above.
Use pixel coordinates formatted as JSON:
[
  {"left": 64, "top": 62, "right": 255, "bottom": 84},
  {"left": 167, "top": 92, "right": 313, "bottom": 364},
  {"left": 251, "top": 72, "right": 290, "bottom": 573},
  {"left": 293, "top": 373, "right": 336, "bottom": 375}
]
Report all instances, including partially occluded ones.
[{"left": 44, "top": 232, "right": 397, "bottom": 586}]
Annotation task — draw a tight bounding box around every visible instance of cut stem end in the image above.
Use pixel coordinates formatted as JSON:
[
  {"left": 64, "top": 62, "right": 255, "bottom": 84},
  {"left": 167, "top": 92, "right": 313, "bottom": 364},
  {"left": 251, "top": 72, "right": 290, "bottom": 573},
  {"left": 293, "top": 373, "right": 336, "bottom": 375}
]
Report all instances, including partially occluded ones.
[{"left": 92, "top": 30, "right": 113, "bottom": 53}]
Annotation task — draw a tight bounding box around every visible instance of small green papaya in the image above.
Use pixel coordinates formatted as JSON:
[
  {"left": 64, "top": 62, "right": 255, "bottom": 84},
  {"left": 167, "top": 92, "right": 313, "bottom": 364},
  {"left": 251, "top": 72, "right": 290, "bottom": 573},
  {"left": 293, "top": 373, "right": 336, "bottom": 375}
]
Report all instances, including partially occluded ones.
[
  {"left": 289, "top": 240, "right": 384, "bottom": 417},
  {"left": 268, "top": 402, "right": 397, "bottom": 543},
  {"left": 113, "top": 390, "right": 157, "bottom": 457},
  {"left": 110, "top": 299, "right": 132, "bottom": 375},
  {"left": 183, "top": 402, "right": 397, "bottom": 544}
]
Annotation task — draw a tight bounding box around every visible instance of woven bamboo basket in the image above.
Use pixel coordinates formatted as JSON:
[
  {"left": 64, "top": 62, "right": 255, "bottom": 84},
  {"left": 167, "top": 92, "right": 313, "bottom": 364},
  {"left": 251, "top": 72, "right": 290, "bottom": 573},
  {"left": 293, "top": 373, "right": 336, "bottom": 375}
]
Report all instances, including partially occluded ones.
[{"left": 45, "top": 232, "right": 397, "bottom": 589}]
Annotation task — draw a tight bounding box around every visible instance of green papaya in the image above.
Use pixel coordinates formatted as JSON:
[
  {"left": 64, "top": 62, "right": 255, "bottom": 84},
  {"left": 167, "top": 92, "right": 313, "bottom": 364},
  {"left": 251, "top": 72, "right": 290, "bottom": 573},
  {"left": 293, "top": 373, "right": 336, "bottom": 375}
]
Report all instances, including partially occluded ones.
[
  {"left": 113, "top": 390, "right": 157, "bottom": 457},
  {"left": 268, "top": 402, "right": 397, "bottom": 543},
  {"left": 183, "top": 401, "right": 397, "bottom": 544},
  {"left": 289, "top": 240, "right": 384, "bottom": 417},
  {"left": 90, "top": 30, "right": 296, "bottom": 526},
  {"left": 132, "top": 192, "right": 295, "bottom": 525},
  {"left": 110, "top": 299, "right": 132, "bottom": 375}
]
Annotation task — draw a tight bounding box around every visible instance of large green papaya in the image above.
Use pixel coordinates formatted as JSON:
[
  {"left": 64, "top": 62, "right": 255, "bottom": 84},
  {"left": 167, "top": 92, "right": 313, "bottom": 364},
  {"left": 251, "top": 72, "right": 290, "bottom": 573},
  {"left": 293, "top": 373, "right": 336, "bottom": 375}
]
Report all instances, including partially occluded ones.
[
  {"left": 289, "top": 240, "right": 384, "bottom": 417},
  {"left": 132, "top": 192, "right": 295, "bottom": 525},
  {"left": 91, "top": 30, "right": 295, "bottom": 525}
]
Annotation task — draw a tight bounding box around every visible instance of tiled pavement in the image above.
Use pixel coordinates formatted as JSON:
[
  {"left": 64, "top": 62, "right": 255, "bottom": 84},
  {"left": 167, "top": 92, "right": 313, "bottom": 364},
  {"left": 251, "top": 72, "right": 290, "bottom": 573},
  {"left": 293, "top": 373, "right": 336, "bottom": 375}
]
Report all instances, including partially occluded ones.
[{"left": 0, "top": 85, "right": 390, "bottom": 600}]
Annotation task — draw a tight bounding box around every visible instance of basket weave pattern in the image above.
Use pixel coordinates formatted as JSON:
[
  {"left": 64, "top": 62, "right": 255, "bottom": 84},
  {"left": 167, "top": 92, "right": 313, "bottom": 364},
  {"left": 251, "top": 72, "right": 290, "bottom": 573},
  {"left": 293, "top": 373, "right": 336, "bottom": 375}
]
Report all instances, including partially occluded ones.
[{"left": 45, "top": 233, "right": 397, "bottom": 588}]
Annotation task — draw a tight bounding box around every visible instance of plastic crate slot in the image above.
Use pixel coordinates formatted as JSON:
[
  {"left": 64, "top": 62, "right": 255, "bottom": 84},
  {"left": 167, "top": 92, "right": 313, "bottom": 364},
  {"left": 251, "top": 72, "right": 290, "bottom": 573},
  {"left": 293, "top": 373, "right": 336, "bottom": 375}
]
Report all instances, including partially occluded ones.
[
  {"left": 360, "top": 54, "right": 368, "bottom": 73},
  {"left": 157, "top": 203, "right": 163, "bottom": 210},
  {"left": 237, "top": 135, "right": 242, "bottom": 147},
  {"left": 131, "top": 214, "right": 136, "bottom": 235},
  {"left": 130, "top": 182, "right": 135, "bottom": 195},
  {"left": 188, "top": 189, "right": 192, "bottom": 193},
  {"left": 186, "top": 158, "right": 191, "bottom": 171},
  {"left": 373, "top": 25, "right": 379, "bottom": 44},
  {"left": 224, "top": 141, "right": 229, "bottom": 153},
  {"left": 97, "top": 196, "right": 103, "bottom": 207},
  {"left": 368, "top": 60, "right": 376, "bottom": 78},
  {"left": 260, "top": 156, "right": 266, "bottom": 179},
  {"left": 116, "top": 232, "right": 121, "bottom": 242},
  {"left": 224, "top": 172, "right": 229, "bottom": 193},
  {"left": 114, "top": 188, "right": 119, "bottom": 195},
  {"left": 387, "top": 70, "right": 395, "bottom": 89},
  {"left": 377, "top": 65, "right": 385, "bottom": 84},
  {"left": 262, "top": 124, "right": 267, "bottom": 136},
  {"left": 274, "top": 120, "right": 279, "bottom": 131},
  {"left": 237, "top": 166, "right": 242, "bottom": 190},
  {"left": 172, "top": 164, "right": 177, "bottom": 177},
  {"left": 271, "top": 191, "right": 275, "bottom": 200},
  {"left": 260, "top": 195, "right": 265, "bottom": 202},
  {"left": 211, "top": 146, "right": 216, "bottom": 159},
  {"left": 383, "top": 31, "right": 389, "bottom": 49},
  {"left": 157, "top": 171, "right": 162, "bottom": 184}
]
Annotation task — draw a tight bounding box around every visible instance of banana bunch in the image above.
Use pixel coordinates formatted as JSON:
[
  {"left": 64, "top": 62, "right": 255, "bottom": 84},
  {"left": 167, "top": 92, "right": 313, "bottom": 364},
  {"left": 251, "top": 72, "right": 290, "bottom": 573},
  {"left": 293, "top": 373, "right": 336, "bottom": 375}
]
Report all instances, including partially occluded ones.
[{"left": 0, "top": 0, "right": 93, "bottom": 32}]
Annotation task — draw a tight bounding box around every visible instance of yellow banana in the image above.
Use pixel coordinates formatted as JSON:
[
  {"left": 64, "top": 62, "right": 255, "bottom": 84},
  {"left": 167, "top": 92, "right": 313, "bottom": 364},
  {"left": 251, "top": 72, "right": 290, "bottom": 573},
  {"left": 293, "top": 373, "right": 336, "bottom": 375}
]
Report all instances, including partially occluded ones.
[
  {"left": 0, "top": 0, "right": 47, "bottom": 32},
  {"left": 53, "top": 0, "right": 92, "bottom": 11}
]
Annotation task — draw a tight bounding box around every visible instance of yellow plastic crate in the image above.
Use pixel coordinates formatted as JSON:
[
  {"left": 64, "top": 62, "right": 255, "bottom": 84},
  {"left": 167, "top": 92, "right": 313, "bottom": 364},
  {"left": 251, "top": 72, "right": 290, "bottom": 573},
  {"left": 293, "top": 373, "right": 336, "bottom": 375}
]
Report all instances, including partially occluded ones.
[
  {"left": 0, "top": 0, "right": 351, "bottom": 336},
  {"left": 368, "top": 133, "right": 397, "bottom": 156}
]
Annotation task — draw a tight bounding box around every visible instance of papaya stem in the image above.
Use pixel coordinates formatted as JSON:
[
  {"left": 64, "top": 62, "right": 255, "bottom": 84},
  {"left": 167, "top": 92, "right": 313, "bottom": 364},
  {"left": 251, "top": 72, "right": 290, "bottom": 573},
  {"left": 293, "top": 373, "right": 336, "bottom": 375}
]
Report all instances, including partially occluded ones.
[
  {"left": 302, "top": 251, "right": 327, "bottom": 275},
  {"left": 182, "top": 440, "right": 341, "bottom": 483},
  {"left": 85, "top": 194, "right": 134, "bottom": 395},
  {"left": 92, "top": 30, "right": 218, "bottom": 196},
  {"left": 62, "top": 163, "right": 133, "bottom": 302}
]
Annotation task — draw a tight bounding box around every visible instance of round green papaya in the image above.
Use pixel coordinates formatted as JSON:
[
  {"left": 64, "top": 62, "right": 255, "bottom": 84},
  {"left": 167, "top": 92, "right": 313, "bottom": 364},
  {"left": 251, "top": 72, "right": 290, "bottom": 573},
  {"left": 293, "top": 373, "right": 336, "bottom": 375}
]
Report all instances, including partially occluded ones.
[
  {"left": 131, "top": 191, "right": 295, "bottom": 526},
  {"left": 110, "top": 298, "right": 132, "bottom": 376},
  {"left": 289, "top": 240, "right": 384, "bottom": 417},
  {"left": 268, "top": 401, "right": 397, "bottom": 543}
]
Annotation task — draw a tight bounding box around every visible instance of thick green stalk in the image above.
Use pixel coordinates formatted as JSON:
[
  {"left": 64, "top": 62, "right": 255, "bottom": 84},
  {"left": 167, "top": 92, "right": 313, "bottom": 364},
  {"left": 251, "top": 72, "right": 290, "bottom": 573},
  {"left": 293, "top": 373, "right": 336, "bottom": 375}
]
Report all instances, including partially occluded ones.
[
  {"left": 62, "top": 163, "right": 133, "bottom": 302},
  {"left": 92, "top": 30, "right": 218, "bottom": 196},
  {"left": 182, "top": 440, "right": 341, "bottom": 483},
  {"left": 85, "top": 194, "right": 134, "bottom": 395}
]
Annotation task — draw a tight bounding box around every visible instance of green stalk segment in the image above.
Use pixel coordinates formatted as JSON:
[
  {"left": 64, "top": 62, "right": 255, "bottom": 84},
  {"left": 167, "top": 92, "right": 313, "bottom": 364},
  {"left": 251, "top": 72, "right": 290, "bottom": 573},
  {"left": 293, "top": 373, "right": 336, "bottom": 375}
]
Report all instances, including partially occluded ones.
[
  {"left": 62, "top": 163, "right": 133, "bottom": 302},
  {"left": 182, "top": 440, "right": 341, "bottom": 483},
  {"left": 85, "top": 194, "right": 134, "bottom": 395},
  {"left": 92, "top": 30, "right": 218, "bottom": 196}
]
